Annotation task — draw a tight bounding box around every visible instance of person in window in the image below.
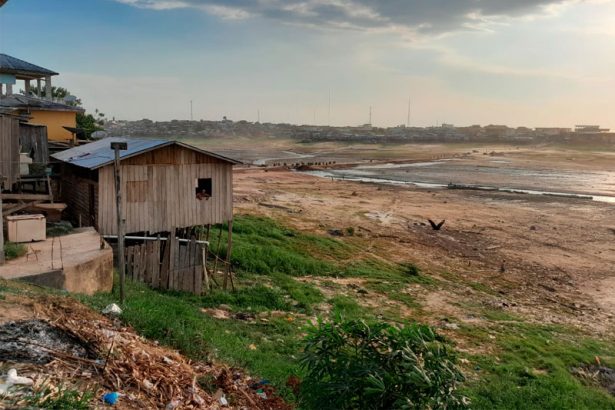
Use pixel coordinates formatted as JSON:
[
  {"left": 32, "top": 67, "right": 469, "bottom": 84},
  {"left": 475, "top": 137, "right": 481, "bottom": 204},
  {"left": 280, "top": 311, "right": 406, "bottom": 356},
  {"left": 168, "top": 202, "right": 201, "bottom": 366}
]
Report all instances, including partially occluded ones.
[{"left": 196, "top": 188, "right": 211, "bottom": 200}]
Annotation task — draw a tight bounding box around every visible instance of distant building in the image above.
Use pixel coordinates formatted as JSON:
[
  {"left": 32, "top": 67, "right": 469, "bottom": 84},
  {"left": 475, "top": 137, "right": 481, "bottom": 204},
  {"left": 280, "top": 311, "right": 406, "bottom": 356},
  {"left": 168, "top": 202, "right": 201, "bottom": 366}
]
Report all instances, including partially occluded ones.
[
  {"left": 535, "top": 127, "right": 571, "bottom": 136},
  {"left": 0, "top": 53, "right": 83, "bottom": 143},
  {"left": 574, "top": 125, "right": 610, "bottom": 134}
]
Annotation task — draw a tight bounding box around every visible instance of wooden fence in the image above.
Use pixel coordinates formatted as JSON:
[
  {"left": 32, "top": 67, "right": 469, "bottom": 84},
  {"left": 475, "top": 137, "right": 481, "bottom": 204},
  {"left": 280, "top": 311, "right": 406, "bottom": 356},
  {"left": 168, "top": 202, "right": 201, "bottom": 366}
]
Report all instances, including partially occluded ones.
[
  {"left": 0, "top": 115, "right": 20, "bottom": 190},
  {"left": 125, "top": 235, "right": 213, "bottom": 295}
]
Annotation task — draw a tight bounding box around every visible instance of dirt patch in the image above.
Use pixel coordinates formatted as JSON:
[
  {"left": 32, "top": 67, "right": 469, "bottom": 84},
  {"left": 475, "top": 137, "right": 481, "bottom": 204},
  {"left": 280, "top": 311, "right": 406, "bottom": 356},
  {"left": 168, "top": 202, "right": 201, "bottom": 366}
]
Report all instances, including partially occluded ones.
[
  {"left": 201, "top": 307, "right": 232, "bottom": 320},
  {"left": 0, "top": 295, "right": 36, "bottom": 323},
  {"left": 297, "top": 276, "right": 416, "bottom": 319}
]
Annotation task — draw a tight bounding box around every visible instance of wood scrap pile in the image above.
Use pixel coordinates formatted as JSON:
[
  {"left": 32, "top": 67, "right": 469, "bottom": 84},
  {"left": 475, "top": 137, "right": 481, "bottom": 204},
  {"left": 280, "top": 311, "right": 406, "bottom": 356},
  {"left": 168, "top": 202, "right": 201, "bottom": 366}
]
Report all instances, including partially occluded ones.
[
  {"left": 35, "top": 296, "right": 213, "bottom": 409},
  {"left": 0, "top": 293, "right": 293, "bottom": 409}
]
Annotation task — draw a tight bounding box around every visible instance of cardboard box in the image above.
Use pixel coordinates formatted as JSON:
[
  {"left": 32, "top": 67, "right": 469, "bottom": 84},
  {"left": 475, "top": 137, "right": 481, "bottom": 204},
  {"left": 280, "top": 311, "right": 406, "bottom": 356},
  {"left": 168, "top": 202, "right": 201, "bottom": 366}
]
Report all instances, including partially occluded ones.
[{"left": 6, "top": 214, "right": 46, "bottom": 243}]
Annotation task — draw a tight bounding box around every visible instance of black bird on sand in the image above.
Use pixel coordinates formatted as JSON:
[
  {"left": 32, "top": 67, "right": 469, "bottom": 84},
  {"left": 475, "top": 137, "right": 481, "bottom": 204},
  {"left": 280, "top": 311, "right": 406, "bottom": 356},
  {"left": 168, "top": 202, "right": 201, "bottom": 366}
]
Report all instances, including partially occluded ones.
[{"left": 428, "top": 219, "right": 446, "bottom": 230}]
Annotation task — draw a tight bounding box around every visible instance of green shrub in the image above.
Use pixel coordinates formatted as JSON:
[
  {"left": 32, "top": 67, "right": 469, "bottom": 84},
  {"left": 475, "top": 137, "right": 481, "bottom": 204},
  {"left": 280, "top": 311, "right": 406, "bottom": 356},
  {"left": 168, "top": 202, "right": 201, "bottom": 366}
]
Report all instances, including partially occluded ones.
[
  {"left": 299, "top": 319, "right": 468, "bottom": 410},
  {"left": 25, "top": 388, "right": 93, "bottom": 410},
  {"left": 4, "top": 242, "right": 26, "bottom": 260},
  {"left": 401, "top": 263, "right": 420, "bottom": 276}
]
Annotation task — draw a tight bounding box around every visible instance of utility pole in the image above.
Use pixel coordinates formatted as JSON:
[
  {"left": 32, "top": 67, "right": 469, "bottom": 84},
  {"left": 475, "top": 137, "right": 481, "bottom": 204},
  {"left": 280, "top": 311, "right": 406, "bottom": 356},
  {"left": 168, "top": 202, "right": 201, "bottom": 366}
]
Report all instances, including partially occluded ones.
[
  {"left": 190, "top": 100, "right": 193, "bottom": 121},
  {"left": 369, "top": 106, "right": 372, "bottom": 126},
  {"left": 257, "top": 109, "right": 260, "bottom": 123},
  {"left": 407, "top": 97, "right": 411, "bottom": 127},
  {"left": 111, "top": 141, "right": 128, "bottom": 304},
  {"left": 328, "top": 89, "right": 331, "bottom": 126}
]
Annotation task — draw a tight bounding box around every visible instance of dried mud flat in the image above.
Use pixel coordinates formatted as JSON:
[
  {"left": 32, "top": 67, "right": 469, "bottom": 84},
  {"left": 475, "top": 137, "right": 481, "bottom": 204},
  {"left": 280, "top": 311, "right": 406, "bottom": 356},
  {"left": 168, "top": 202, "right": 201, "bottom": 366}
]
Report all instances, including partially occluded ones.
[{"left": 234, "top": 148, "right": 615, "bottom": 338}]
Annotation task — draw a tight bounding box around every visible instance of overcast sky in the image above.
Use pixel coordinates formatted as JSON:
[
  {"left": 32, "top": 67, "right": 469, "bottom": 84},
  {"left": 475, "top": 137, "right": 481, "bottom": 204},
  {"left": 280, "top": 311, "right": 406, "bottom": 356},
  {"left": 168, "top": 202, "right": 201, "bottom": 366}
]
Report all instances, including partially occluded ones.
[{"left": 1, "top": 0, "right": 615, "bottom": 128}]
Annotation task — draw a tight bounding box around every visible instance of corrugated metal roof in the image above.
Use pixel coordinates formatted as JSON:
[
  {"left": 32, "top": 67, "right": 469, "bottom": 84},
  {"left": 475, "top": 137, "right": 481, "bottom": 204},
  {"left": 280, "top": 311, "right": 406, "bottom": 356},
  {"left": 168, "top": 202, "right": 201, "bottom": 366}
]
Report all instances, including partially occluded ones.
[
  {"left": 0, "top": 94, "right": 84, "bottom": 112},
  {"left": 51, "top": 137, "right": 240, "bottom": 170},
  {"left": 0, "top": 54, "right": 59, "bottom": 77}
]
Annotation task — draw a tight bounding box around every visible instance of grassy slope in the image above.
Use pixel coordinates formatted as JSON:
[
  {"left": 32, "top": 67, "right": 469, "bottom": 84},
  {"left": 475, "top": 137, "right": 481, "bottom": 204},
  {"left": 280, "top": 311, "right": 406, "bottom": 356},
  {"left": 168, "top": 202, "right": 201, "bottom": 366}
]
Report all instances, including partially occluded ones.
[{"left": 80, "top": 215, "right": 615, "bottom": 408}]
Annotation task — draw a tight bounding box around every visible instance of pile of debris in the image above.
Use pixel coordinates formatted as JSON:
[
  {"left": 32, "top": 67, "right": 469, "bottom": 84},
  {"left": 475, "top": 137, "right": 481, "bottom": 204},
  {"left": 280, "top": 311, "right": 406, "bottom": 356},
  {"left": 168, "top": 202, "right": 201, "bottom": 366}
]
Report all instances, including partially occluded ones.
[{"left": 0, "top": 293, "right": 292, "bottom": 409}]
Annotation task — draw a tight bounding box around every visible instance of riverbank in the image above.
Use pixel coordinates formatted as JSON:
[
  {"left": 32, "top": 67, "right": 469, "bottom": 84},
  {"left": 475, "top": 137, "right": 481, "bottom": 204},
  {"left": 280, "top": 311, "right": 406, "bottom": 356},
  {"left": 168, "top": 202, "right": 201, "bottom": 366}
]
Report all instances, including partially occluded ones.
[{"left": 234, "top": 166, "right": 615, "bottom": 336}]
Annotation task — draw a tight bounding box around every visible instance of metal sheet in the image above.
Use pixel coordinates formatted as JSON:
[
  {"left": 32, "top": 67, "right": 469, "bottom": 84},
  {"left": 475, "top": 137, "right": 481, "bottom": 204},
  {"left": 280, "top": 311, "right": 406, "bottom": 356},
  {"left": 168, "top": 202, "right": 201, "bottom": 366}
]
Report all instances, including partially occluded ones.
[{"left": 51, "top": 137, "right": 240, "bottom": 170}]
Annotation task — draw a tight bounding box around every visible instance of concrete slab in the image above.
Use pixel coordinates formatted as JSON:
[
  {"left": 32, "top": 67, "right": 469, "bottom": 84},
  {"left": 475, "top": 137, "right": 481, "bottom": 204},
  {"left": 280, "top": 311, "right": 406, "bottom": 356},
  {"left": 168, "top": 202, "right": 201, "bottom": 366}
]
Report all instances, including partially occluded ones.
[{"left": 0, "top": 227, "right": 113, "bottom": 295}]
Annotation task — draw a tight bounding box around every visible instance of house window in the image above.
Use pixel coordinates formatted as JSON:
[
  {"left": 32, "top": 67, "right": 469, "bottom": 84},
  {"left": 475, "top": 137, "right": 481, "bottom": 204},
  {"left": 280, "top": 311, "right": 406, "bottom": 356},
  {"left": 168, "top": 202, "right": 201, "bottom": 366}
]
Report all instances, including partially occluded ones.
[{"left": 196, "top": 178, "right": 212, "bottom": 200}]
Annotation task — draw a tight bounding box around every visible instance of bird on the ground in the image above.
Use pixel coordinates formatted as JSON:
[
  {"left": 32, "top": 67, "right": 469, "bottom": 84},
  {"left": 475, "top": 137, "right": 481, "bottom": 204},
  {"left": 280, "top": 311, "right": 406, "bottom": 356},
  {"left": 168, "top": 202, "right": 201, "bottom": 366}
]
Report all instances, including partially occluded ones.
[{"left": 428, "top": 219, "right": 446, "bottom": 230}]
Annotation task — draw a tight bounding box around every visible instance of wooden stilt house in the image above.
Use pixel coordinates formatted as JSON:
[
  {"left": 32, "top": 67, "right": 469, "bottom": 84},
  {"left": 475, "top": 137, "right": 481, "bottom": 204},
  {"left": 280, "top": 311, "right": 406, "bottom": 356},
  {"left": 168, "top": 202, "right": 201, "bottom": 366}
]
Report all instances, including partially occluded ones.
[{"left": 52, "top": 137, "right": 239, "bottom": 235}]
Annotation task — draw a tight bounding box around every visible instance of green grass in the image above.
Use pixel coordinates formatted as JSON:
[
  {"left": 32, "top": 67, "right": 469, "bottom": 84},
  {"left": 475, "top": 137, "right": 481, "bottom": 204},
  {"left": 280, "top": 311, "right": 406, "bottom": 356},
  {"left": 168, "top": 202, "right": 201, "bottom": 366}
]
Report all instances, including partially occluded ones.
[
  {"left": 218, "top": 215, "right": 351, "bottom": 276},
  {"left": 75, "top": 215, "right": 615, "bottom": 408},
  {"left": 460, "top": 315, "right": 615, "bottom": 409},
  {"left": 24, "top": 387, "right": 93, "bottom": 410},
  {"left": 3, "top": 241, "right": 26, "bottom": 260}
]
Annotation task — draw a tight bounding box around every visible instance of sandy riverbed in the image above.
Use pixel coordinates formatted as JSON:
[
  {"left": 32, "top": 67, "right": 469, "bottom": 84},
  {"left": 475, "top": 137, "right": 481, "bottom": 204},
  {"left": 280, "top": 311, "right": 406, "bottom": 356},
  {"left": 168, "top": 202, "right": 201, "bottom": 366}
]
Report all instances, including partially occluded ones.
[{"left": 232, "top": 146, "right": 615, "bottom": 337}]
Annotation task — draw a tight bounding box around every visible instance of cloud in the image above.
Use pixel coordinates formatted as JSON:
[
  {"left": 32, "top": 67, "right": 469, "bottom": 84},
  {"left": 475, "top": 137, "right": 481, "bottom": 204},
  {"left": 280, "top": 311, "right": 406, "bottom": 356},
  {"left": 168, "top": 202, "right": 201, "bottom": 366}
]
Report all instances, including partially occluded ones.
[{"left": 113, "top": 0, "right": 577, "bottom": 34}]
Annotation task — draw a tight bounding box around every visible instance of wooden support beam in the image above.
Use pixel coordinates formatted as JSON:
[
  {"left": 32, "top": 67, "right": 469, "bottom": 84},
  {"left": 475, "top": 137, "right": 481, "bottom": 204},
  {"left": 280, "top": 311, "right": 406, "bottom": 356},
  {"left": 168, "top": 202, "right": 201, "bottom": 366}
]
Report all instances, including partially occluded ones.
[
  {"left": 0, "top": 193, "right": 53, "bottom": 201},
  {"left": 45, "top": 76, "right": 52, "bottom": 100},
  {"left": 3, "top": 201, "right": 43, "bottom": 216}
]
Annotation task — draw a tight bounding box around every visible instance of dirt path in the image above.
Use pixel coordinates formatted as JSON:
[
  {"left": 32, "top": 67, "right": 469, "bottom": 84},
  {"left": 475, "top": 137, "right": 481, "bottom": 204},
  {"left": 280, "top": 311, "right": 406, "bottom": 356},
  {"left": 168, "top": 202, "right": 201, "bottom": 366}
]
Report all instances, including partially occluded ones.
[{"left": 234, "top": 166, "right": 615, "bottom": 336}]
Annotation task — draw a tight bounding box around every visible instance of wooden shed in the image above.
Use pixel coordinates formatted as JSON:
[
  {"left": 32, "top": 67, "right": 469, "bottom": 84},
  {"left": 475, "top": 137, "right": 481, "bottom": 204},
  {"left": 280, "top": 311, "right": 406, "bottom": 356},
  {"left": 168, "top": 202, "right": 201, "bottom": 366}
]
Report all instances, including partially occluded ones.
[
  {"left": 52, "top": 137, "right": 239, "bottom": 235},
  {"left": 1, "top": 107, "right": 50, "bottom": 191}
]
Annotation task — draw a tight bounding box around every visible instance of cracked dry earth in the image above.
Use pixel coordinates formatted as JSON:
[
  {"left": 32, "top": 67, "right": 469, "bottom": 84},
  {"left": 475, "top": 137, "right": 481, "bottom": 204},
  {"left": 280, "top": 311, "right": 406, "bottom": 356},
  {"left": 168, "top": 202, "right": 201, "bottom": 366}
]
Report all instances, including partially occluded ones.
[{"left": 233, "top": 167, "right": 615, "bottom": 338}]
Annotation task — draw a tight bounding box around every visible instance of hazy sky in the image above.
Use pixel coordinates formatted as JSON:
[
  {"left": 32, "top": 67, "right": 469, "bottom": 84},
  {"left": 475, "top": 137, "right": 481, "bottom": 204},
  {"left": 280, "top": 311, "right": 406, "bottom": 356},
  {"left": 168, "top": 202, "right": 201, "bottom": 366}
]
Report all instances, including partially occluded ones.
[{"left": 1, "top": 0, "right": 615, "bottom": 128}]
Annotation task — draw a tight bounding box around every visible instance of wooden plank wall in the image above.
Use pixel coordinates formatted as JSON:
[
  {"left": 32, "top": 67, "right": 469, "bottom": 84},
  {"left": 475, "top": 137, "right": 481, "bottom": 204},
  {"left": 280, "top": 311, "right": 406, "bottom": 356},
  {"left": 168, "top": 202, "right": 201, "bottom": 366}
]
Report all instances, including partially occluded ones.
[
  {"left": 125, "top": 235, "right": 204, "bottom": 294},
  {"left": 98, "top": 145, "right": 233, "bottom": 235},
  {"left": 0, "top": 116, "right": 20, "bottom": 190},
  {"left": 60, "top": 165, "right": 99, "bottom": 228},
  {"left": 19, "top": 124, "right": 49, "bottom": 166}
]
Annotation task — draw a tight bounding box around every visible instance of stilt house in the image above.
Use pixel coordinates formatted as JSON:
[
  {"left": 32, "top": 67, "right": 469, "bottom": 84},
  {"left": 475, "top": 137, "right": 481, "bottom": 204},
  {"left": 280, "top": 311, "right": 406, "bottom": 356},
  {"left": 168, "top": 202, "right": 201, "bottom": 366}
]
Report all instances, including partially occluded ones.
[{"left": 52, "top": 137, "right": 239, "bottom": 235}]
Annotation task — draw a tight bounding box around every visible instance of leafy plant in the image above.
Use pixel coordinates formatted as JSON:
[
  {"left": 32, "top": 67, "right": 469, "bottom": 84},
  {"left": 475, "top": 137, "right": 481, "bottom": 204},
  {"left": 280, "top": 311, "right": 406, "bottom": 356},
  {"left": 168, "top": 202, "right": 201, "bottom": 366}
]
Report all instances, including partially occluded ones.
[
  {"left": 299, "top": 319, "right": 468, "bottom": 409},
  {"left": 25, "top": 387, "right": 93, "bottom": 410},
  {"left": 3, "top": 242, "right": 26, "bottom": 260}
]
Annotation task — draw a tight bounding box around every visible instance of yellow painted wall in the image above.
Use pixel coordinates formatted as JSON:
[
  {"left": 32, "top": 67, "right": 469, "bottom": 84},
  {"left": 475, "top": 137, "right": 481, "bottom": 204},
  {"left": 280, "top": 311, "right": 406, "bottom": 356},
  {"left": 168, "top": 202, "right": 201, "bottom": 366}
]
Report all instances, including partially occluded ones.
[{"left": 29, "top": 110, "right": 77, "bottom": 142}]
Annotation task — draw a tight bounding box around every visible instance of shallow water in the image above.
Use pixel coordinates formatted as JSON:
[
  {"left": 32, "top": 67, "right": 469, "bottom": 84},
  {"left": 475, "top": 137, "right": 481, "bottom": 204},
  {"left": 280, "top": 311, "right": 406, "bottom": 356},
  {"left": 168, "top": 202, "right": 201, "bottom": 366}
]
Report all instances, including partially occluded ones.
[{"left": 304, "top": 159, "right": 615, "bottom": 204}]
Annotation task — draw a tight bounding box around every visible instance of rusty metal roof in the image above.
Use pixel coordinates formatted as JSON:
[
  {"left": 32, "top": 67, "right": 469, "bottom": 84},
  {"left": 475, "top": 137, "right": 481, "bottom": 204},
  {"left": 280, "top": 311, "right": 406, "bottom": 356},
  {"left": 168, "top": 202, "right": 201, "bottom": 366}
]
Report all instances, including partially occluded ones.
[{"left": 51, "top": 137, "right": 240, "bottom": 169}]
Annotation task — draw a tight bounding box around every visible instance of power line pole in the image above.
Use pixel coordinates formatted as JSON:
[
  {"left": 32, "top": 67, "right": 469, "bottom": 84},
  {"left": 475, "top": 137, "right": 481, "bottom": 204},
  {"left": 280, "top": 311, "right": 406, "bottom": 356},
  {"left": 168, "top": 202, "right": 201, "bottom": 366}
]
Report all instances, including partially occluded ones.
[
  {"left": 328, "top": 89, "right": 331, "bottom": 126},
  {"left": 190, "top": 100, "right": 193, "bottom": 121},
  {"left": 369, "top": 106, "right": 372, "bottom": 126},
  {"left": 111, "top": 141, "right": 128, "bottom": 304},
  {"left": 407, "top": 97, "right": 411, "bottom": 127}
]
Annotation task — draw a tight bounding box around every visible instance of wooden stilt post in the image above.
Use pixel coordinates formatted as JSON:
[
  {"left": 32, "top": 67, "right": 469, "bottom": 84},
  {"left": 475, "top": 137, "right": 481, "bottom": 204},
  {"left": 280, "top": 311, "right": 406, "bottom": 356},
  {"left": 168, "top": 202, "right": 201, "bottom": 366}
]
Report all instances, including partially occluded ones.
[
  {"left": 111, "top": 141, "right": 128, "bottom": 304},
  {"left": 212, "top": 225, "right": 223, "bottom": 280},
  {"left": 202, "top": 244, "right": 209, "bottom": 294},
  {"left": 223, "top": 220, "right": 233, "bottom": 291},
  {"left": 0, "top": 190, "right": 5, "bottom": 266}
]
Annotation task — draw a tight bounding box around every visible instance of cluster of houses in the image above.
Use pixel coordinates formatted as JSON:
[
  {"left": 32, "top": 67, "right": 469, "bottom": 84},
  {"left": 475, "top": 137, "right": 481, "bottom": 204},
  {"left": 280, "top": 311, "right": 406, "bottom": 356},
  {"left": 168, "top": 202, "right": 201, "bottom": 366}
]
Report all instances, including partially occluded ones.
[
  {"left": 106, "top": 116, "right": 615, "bottom": 146},
  {"left": 0, "top": 54, "right": 238, "bottom": 294}
]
